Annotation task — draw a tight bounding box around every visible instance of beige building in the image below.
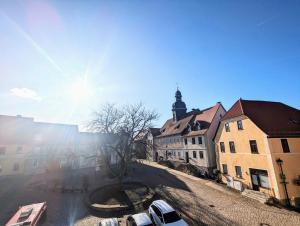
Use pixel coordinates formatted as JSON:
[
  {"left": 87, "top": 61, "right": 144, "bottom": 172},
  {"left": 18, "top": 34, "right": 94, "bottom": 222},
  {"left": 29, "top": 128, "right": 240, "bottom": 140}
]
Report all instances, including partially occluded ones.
[
  {"left": 214, "top": 99, "right": 300, "bottom": 206},
  {"left": 0, "top": 115, "right": 116, "bottom": 176},
  {"left": 0, "top": 115, "right": 79, "bottom": 176}
]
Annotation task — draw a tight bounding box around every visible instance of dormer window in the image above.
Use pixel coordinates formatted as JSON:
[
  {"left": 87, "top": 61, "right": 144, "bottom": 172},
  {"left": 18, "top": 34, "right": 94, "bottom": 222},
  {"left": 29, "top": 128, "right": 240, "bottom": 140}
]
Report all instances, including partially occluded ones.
[
  {"left": 175, "top": 123, "right": 180, "bottom": 129},
  {"left": 187, "top": 124, "right": 192, "bottom": 132},
  {"left": 196, "top": 121, "right": 201, "bottom": 130}
]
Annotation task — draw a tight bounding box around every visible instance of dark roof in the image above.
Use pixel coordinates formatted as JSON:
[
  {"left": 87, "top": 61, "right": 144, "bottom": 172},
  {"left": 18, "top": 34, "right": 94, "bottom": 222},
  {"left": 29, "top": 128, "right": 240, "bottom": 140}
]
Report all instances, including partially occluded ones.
[
  {"left": 149, "top": 128, "right": 161, "bottom": 136},
  {"left": 222, "top": 99, "right": 300, "bottom": 137},
  {"left": 158, "top": 103, "right": 223, "bottom": 138}
]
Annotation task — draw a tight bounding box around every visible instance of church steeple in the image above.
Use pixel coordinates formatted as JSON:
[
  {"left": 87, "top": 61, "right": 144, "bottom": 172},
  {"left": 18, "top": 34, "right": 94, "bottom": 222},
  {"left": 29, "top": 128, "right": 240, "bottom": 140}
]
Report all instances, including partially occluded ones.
[{"left": 172, "top": 88, "right": 187, "bottom": 122}]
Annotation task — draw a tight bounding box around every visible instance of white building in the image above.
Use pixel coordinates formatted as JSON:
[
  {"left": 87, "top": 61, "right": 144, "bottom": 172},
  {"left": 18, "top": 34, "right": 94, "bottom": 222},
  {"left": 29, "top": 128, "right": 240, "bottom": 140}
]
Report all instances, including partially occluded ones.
[{"left": 154, "top": 89, "right": 226, "bottom": 175}]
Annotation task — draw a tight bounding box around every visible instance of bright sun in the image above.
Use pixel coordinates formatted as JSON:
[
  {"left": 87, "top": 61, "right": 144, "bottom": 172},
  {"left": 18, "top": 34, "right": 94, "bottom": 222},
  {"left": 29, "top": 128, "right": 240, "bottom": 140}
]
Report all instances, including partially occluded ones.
[{"left": 69, "top": 77, "right": 92, "bottom": 104}]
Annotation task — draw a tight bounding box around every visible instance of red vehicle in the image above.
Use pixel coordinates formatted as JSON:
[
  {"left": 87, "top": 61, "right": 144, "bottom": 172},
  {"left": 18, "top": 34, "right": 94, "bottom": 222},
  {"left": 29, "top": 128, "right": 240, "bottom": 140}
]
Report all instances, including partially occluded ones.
[{"left": 5, "top": 202, "right": 47, "bottom": 226}]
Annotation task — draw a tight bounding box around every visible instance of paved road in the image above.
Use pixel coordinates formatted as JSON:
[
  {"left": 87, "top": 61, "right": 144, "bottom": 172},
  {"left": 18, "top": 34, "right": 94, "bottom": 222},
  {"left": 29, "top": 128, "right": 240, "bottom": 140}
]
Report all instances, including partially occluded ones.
[
  {"left": 147, "top": 161, "right": 300, "bottom": 226},
  {"left": 1, "top": 162, "right": 300, "bottom": 226}
]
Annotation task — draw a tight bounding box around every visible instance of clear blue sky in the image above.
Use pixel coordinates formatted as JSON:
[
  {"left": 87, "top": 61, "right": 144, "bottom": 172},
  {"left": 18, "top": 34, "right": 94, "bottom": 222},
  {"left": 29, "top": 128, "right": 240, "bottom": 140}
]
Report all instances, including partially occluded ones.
[{"left": 0, "top": 1, "right": 299, "bottom": 130}]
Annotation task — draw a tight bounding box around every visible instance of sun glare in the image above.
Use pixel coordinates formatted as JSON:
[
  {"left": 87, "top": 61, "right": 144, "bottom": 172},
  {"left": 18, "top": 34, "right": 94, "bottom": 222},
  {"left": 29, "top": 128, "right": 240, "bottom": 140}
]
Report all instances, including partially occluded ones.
[{"left": 69, "top": 77, "right": 93, "bottom": 104}]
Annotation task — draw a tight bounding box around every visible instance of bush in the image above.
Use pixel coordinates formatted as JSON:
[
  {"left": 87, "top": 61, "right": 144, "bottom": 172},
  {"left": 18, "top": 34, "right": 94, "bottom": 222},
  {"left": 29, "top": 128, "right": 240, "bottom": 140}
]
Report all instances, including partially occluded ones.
[
  {"left": 175, "top": 163, "right": 201, "bottom": 177},
  {"left": 158, "top": 160, "right": 175, "bottom": 169}
]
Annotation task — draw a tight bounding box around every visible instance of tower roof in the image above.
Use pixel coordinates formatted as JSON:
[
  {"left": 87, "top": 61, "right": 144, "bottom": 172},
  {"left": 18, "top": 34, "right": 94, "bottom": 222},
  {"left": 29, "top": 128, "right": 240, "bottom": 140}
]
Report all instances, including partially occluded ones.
[{"left": 175, "top": 89, "right": 182, "bottom": 99}]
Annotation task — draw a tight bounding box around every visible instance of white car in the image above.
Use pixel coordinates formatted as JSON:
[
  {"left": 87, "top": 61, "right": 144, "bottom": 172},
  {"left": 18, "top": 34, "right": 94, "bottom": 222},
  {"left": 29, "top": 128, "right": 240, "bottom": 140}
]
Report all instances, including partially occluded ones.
[
  {"left": 126, "top": 213, "right": 154, "bottom": 226},
  {"left": 99, "top": 218, "right": 120, "bottom": 226},
  {"left": 148, "top": 200, "right": 188, "bottom": 226}
]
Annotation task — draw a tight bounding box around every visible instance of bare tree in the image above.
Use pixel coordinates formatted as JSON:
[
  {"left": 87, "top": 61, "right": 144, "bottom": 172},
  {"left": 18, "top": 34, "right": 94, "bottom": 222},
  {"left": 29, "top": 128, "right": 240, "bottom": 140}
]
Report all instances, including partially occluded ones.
[{"left": 88, "top": 103, "right": 159, "bottom": 185}]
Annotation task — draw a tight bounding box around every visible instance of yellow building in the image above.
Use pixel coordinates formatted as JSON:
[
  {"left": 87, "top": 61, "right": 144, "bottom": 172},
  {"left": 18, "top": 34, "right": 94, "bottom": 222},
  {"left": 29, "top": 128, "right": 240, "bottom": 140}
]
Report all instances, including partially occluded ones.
[
  {"left": 0, "top": 115, "right": 78, "bottom": 176},
  {"left": 214, "top": 99, "right": 300, "bottom": 207}
]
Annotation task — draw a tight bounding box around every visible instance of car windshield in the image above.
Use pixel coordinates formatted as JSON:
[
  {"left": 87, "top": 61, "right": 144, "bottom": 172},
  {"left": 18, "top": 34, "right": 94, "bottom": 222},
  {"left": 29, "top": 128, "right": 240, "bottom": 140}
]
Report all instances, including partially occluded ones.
[{"left": 163, "top": 211, "right": 181, "bottom": 224}]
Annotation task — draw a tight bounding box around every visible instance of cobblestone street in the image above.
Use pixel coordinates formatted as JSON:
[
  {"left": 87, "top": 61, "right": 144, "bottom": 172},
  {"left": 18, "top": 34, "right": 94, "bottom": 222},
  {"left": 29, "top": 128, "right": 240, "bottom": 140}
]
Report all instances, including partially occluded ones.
[{"left": 1, "top": 161, "right": 300, "bottom": 226}]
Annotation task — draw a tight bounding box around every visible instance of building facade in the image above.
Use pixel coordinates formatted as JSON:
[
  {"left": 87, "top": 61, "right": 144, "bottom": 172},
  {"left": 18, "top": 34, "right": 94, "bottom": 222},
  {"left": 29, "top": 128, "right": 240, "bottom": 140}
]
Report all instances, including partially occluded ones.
[
  {"left": 214, "top": 99, "right": 300, "bottom": 206},
  {"left": 154, "top": 89, "right": 226, "bottom": 175},
  {"left": 146, "top": 128, "right": 161, "bottom": 161},
  {"left": 0, "top": 115, "right": 116, "bottom": 176}
]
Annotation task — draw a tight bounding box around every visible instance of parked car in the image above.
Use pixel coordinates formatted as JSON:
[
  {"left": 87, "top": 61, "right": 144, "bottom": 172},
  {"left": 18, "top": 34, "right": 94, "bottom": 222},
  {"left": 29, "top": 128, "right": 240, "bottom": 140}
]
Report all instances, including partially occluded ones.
[
  {"left": 126, "top": 213, "right": 154, "bottom": 226},
  {"left": 149, "top": 200, "right": 188, "bottom": 226},
  {"left": 99, "top": 218, "right": 120, "bottom": 226},
  {"left": 5, "top": 202, "right": 47, "bottom": 226}
]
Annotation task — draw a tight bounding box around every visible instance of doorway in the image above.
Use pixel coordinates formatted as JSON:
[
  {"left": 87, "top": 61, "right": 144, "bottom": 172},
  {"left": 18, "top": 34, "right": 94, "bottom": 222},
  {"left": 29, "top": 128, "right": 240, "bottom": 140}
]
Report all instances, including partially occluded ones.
[
  {"left": 185, "top": 152, "right": 189, "bottom": 163},
  {"left": 249, "top": 168, "right": 269, "bottom": 191}
]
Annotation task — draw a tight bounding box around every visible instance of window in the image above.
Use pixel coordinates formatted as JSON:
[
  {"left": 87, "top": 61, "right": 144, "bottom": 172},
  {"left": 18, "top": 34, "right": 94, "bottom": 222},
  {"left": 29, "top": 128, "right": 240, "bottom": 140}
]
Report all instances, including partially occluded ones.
[
  {"left": 196, "top": 122, "right": 201, "bottom": 130},
  {"left": 281, "top": 139, "right": 290, "bottom": 153},
  {"left": 237, "top": 120, "right": 243, "bottom": 130},
  {"left": 225, "top": 123, "right": 230, "bottom": 132},
  {"left": 222, "top": 164, "right": 228, "bottom": 174},
  {"left": 127, "top": 216, "right": 137, "bottom": 226},
  {"left": 192, "top": 137, "right": 195, "bottom": 144},
  {"left": 199, "top": 151, "right": 204, "bottom": 159},
  {"left": 220, "top": 142, "right": 225, "bottom": 153},
  {"left": 259, "top": 174, "right": 270, "bottom": 188},
  {"left": 13, "top": 163, "right": 19, "bottom": 171},
  {"left": 178, "top": 152, "right": 181, "bottom": 157},
  {"left": 184, "top": 138, "right": 187, "bottom": 145},
  {"left": 0, "top": 147, "right": 6, "bottom": 155},
  {"left": 152, "top": 205, "right": 163, "bottom": 222},
  {"left": 198, "top": 137, "right": 202, "bottom": 144},
  {"left": 163, "top": 211, "right": 181, "bottom": 224},
  {"left": 16, "top": 146, "right": 22, "bottom": 154},
  {"left": 193, "top": 151, "right": 196, "bottom": 158},
  {"left": 249, "top": 140, "right": 258, "bottom": 153},
  {"left": 229, "top": 141, "right": 235, "bottom": 153},
  {"left": 235, "top": 166, "right": 242, "bottom": 177}
]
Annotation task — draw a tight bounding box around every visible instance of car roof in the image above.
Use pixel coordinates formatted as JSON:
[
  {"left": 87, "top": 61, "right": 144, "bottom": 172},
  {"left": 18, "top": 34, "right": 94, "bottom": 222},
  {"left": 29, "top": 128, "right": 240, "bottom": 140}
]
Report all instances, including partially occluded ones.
[
  {"left": 131, "top": 213, "right": 152, "bottom": 225},
  {"left": 5, "top": 202, "right": 46, "bottom": 226},
  {"left": 152, "top": 200, "right": 175, "bottom": 214},
  {"left": 100, "top": 218, "right": 119, "bottom": 226}
]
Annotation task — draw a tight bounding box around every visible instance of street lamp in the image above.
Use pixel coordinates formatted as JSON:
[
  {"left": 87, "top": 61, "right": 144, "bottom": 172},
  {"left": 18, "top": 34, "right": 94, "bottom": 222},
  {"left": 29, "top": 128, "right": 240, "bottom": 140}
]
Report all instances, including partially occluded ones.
[{"left": 276, "top": 158, "right": 290, "bottom": 206}]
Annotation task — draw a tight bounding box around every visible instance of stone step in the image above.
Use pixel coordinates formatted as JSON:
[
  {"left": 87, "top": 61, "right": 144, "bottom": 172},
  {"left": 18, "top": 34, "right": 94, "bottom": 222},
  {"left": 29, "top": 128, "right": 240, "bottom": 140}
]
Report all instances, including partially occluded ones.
[{"left": 242, "top": 189, "right": 271, "bottom": 204}]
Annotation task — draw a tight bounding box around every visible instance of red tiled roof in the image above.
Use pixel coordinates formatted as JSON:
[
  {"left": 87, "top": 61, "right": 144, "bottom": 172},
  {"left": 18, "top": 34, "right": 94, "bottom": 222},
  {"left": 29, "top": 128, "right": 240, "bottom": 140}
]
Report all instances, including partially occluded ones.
[
  {"left": 158, "top": 103, "right": 223, "bottom": 137},
  {"left": 158, "top": 115, "right": 194, "bottom": 137},
  {"left": 195, "top": 103, "right": 220, "bottom": 123},
  {"left": 222, "top": 99, "right": 300, "bottom": 137}
]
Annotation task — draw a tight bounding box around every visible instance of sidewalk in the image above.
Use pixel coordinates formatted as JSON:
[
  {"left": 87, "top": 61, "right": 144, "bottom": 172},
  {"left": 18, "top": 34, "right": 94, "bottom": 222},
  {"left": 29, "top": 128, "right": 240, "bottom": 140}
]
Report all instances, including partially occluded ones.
[{"left": 141, "top": 160, "right": 238, "bottom": 196}]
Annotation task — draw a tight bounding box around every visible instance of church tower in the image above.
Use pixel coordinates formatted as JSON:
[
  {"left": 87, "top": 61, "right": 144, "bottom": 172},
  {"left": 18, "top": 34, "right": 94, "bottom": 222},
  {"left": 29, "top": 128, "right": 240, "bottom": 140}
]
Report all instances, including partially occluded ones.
[{"left": 172, "top": 88, "right": 187, "bottom": 122}]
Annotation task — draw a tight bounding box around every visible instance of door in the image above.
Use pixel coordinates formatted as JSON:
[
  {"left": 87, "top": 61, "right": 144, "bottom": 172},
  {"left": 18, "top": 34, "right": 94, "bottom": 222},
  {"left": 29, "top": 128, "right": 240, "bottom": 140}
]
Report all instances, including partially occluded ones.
[
  {"left": 251, "top": 173, "right": 260, "bottom": 191},
  {"left": 185, "top": 152, "right": 189, "bottom": 163},
  {"left": 250, "top": 168, "right": 268, "bottom": 191}
]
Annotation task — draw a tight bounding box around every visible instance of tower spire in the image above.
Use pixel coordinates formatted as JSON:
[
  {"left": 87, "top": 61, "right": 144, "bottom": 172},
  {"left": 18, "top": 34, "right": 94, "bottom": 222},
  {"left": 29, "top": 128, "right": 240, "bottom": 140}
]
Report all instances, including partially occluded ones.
[{"left": 172, "top": 88, "right": 187, "bottom": 122}]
